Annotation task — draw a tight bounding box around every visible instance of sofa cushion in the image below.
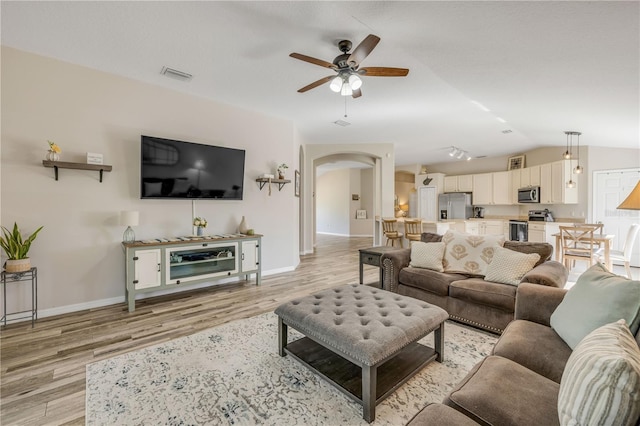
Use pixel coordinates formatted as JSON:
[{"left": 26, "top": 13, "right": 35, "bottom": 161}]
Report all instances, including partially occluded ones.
[
  {"left": 449, "top": 278, "right": 516, "bottom": 312},
  {"left": 399, "top": 267, "right": 467, "bottom": 296},
  {"left": 442, "top": 230, "right": 504, "bottom": 275},
  {"left": 445, "top": 355, "right": 560, "bottom": 426},
  {"left": 558, "top": 319, "right": 640, "bottom": 426},
  {"left": 493, "top": 319, "right": 572, "bottom": 383},
  {"left": 503, "top": 241, "right": 553, "bottom": 266},
  {"left": 407, "top": 403, "right": 480, "bottom": 426},
  {"left": 410, "top": 241, "right": 445, "bottom": 272},
  {"left": 550, "top": 263, "right": 640, "bottom": 349},
  {"left": 484, "top": 246, "right": 540, "bottom": 285}
]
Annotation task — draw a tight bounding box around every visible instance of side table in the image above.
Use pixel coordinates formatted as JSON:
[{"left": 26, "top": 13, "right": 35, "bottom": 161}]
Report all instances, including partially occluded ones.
[
  {"left": 359, "top": 246, "right": 404, "bottom": 286},
  {"left": 1, "top": 267, "right": 38, "bottom": 328}
]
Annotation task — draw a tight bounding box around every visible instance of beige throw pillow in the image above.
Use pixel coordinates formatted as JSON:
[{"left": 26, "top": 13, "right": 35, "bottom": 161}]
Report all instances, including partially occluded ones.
[
  {"left": 442, "top": 230, "right": 504, "bottom": 275},
  {"left": 558, "top": 319, "right": 640, "bottom": 426},
  {"left": 484, "top": 246, "right": 540, "bottom": 285},
  {"left": 409, "top": 241, "right": 445, "bottom": 272}
]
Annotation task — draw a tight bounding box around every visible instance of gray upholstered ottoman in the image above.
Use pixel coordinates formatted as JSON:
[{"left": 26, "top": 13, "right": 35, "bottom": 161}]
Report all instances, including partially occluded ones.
[{"left": 275, "top": 283, "right": 449, "bottom": 423}]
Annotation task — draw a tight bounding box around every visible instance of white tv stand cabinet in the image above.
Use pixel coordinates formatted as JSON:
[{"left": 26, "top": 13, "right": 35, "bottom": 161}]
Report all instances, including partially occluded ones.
[{"left": 123, "top": 234, "right": 261, "bottom": 312}]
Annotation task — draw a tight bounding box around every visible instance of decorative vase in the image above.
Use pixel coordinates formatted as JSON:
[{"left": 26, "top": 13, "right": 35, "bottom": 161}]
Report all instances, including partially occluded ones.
[
  {"left": 278, "top": 170, "right": 285, "bottom": 180},
  {"left": 238, "top": 216, "right": 248, "bottom": 234},
  {"left": 197, "top": 226, "right": 204, "bottom": 236},
  {"left": 46, "top": 151, "right": 60, "bottom": 161},
  {"left": 5, "top": 258, "right": 31, "bottom": 273}
]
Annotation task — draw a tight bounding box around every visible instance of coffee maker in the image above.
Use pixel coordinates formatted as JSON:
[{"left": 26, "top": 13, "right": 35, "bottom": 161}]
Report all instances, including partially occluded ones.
[{"left": 473, "top": 206, "right": 485, "bottom": 218}]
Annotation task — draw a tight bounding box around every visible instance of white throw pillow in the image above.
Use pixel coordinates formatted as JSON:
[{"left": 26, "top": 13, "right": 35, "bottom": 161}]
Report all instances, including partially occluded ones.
[
  {"left": 410, "top": 241, "right": 445, "bottom": 272},
  {"left": 558, "top": 319, "right": 640, "bottom": 426},
  {"left": 441, "top": 230, "right": 504, "bottom": 275},
  {"left": 484, "top": 246, "right": 540, "bottom": 285}
]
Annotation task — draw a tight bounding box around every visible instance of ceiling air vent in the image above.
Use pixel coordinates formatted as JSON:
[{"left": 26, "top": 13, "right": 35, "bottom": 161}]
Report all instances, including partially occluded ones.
[
  {"left": 501, "top": 129, "right": 513, "bottom": 134},
  {"left": 334, "top": 120, "right": 351, "bottom": 127},
  {"left": 160, "top": 66, "right": 193, "bottom": 82}
]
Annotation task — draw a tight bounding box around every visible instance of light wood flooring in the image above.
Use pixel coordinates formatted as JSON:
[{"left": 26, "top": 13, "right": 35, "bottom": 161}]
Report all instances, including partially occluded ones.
[{"left": 1, "top": 234, "right": 379, "bottom": 425}]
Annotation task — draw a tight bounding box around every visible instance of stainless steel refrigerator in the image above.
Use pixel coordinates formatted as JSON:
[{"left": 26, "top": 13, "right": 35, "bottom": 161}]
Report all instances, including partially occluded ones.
[{"left": 438, "top": 193, "right": 472, "bottom": 220}]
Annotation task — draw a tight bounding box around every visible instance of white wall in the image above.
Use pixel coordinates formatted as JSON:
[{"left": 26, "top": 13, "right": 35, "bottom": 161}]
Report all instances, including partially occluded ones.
[
  {"left": 1, "top": 47, "right": 299, "bottom": 314},
  {"left": 316, "top": 169, "right": 350, "bottom": 235},
  {"left": 316, "top": 168, "right": 374, "bottom": 237},
  {"left": 349, "top": 169, "right": 374, "bottom": 236}
]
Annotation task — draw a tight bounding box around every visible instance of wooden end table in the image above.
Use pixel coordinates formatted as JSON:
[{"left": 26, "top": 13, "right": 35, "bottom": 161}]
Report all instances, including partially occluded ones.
[{"left": 359, "top": 246, "right": 404, "bottom": 286}]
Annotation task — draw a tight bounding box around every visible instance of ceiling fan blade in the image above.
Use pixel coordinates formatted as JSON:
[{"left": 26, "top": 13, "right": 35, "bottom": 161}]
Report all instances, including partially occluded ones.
[
  {"left": 297, "top": 75, "right": 335, "bottom": 93},
  {"left": 347, "top": 34, "right": 380, "bottom": 67},
  {"left": 359, "top": 67, "right": 409, "bottom": 77},
  {"left": 290, "top": 53, "right": 337, "bottom": 69},
  {"left": 352, "top": 88, "right": 362, "bottom": 99}
]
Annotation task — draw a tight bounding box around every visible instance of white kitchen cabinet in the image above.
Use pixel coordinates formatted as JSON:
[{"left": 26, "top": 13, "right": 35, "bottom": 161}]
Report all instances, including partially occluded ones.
[
  {"left": 529, "top": 165, "right": 541, "bottom": 186},
  {"left": 538, "top": 161, "right": 577, "bottom": 204},
  {"left": 465, "top": 220, "right": 504, "bottom": 236},
  {"left": 444, "top": 175, "right": 473, "bottom": 192},
  {"left": 510, "top": 170, "right": 521, "bottom": 204},
  {"left": 492, "top": 171, "right": 511, "bottom": 205},
  {"left": 528, "top": 223, "right": 546, "bottom": 243},
  {"left": 520, "top": 168, "right": 531, "bottom": 188},
  {"left": 472, "top": 173, "right": 493, "bottom": 205}
]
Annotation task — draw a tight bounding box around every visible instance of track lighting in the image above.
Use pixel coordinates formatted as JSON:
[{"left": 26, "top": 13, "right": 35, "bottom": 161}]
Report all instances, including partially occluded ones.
[{"left": 449, "top": 146, "right": 472, "bottom": 161}]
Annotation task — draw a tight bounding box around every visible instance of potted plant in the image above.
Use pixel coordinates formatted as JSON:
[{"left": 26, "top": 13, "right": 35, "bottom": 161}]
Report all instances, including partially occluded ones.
[
  {"left": 193, "top": 217, "right": 207, "bottom": 236},
  {"left": 0, "top": 223, "right": 43, "bottom": 272},
  {"left": 277, "top": 163, "right": 288, "bottom": 180}
]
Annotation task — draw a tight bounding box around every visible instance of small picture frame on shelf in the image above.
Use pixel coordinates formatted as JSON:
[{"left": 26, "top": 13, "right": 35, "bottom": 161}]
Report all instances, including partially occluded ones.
[
  {"left": 294, "top": 170, "right": 301, "bottom": 197},
  {"left": 508, "top": 155, "right": 525, "bottom": 170}
]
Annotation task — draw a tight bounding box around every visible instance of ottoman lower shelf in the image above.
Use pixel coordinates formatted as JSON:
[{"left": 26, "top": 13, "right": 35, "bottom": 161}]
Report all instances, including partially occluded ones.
[{"left": 284, "top": 336, "right": 437, "bottom": 404}]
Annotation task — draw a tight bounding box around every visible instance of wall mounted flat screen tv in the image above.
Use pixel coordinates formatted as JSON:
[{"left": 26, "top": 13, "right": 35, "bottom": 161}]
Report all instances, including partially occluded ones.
[{"left": 141, "top": 135, "right": 245, "bottom": 200}]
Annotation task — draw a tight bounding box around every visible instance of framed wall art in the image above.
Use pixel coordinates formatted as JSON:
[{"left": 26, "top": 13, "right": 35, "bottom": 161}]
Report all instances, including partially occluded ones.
[
  {"left": 294, "top": 170, "right": 300, "bottom": 197},
  {"left": 508, "top": 155, "right": 525, "bottom": 170}
]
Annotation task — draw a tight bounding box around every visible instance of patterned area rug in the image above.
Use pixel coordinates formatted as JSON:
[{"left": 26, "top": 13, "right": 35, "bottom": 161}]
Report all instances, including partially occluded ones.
[{"left": 86, "top": 312, "right": 497, "bottom": 425}]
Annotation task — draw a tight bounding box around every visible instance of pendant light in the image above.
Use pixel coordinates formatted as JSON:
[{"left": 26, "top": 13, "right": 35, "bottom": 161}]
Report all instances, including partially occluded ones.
[
  {"left": 562, "top": 132, "right": 572, "bottom": 159},
  {"left": 573, "top": 132, "right": 583, "bottom": 174}
]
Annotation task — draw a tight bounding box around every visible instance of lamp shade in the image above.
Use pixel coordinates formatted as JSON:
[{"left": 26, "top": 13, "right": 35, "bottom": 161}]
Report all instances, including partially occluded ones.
[
  {"left": 617, "top": 181, "right": 640, "bottom": 210},
  {"left": 120, "top": 211, "right": 139, "bottom": 226}
]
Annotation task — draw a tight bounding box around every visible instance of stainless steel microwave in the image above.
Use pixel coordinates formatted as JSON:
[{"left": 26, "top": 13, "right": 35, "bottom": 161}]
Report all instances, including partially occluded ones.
[{"left": 518, "top": 186, "right": 540, "bottom": 203}]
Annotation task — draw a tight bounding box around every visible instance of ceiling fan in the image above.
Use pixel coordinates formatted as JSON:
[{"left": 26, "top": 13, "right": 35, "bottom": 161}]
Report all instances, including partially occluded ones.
[{"left": 290, "top": 34, "right": 409, "bottom": 98}]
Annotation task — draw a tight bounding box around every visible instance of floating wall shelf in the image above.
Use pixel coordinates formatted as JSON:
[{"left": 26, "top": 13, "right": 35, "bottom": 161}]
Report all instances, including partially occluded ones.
[
  {"left": 42, "top": 160, "right": 113, "bottom": 182},
  {"left": 255, "top": 178, "right": 290, "bottom": 191}
]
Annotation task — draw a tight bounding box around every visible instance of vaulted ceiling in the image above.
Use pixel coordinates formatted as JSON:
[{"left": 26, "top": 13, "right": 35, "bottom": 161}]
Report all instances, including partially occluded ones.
[{"left": 2, "top": 1, "right": 638, "bottom": 165}]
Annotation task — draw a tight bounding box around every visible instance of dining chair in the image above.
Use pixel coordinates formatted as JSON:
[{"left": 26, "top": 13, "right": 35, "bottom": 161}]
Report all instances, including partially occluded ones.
[
  {"left": 404, "top": 219, "right": 423, "bottom": 244},
  {"left": 559, "top": 226, "right": 597, "bottom": 270},
  {"left": 596, "top": 223, "right": 639, "bottom": 278},
  {"left": 574, "top": 223, "right": 604, "bottom": 248},
  {"left": 382, "top": 218, "right": 404, "bottom": 247}
]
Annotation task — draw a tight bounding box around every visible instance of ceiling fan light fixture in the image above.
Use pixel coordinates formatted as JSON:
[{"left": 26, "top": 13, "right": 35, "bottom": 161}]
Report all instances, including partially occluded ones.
[
  {"left": 449, "top": 147, "right": 458, "bottom": 157},
  {"left": 348, "top": 74, "right": 362, "bottom": 90},
  {"left": 456, "top": 150, "right": 465, "bottom": 159},
  {"left": 329, "top": 76, "right": 342, "bottom": 93},
  {"left": 340, "top": 83, "right": 353, "bottom": 96}
]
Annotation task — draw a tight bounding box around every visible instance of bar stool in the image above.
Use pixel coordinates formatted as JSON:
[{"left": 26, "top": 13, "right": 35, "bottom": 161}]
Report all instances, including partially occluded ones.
[{"left": 382, "top": 219, "right": 403, "bottom": 247}]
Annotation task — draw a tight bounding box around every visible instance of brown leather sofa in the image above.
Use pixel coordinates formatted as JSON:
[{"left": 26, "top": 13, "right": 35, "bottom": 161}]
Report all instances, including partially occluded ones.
[
  {"left": 380, "top": 232, "right": 568, "bottom": 333},
  {"left": 406, "top": 283, "right": 640, "bottom": 426}
]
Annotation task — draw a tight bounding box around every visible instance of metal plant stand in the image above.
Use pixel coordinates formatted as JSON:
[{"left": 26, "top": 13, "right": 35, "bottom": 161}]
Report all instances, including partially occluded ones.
[{"left": 1, "top": 267, "right": 38, "bottom": 327}]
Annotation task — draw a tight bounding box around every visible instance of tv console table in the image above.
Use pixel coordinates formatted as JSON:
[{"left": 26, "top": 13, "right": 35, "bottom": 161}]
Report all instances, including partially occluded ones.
[{"left": 123, "top": 234, "right": 261, "bottom": 312}]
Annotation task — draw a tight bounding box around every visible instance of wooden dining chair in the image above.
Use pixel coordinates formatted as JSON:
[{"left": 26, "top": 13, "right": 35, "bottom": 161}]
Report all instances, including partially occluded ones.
[
  {"left": 382, "top": 218, "right": 404, "bottom": 247},
  {"left": 574, "top": 223, "right": 604, "bottom": 248},
  {"left": 404, "top": 219, "right": 423, "bottom": 244},
  {"left": 559, "top": 226, "right": 597, "bottom": 270}
]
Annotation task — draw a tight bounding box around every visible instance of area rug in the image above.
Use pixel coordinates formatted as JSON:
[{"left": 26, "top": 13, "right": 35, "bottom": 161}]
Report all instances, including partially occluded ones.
[{"left": 86, "top": 312, "right": 497, "bottom": 425}]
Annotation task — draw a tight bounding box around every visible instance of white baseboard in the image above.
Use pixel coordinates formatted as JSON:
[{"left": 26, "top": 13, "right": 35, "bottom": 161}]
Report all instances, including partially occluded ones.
[
  {"left": 316, "top": 232, "right": 373, "bottom": 237},
  {"left": 17, "top": 266, "right": 297, "bottom": 323}
]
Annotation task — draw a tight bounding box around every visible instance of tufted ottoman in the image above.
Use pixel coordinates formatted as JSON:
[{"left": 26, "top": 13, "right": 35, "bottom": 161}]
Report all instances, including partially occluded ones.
[{"left": 275, "top": 283, "right": 449, "bottom": 423}]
